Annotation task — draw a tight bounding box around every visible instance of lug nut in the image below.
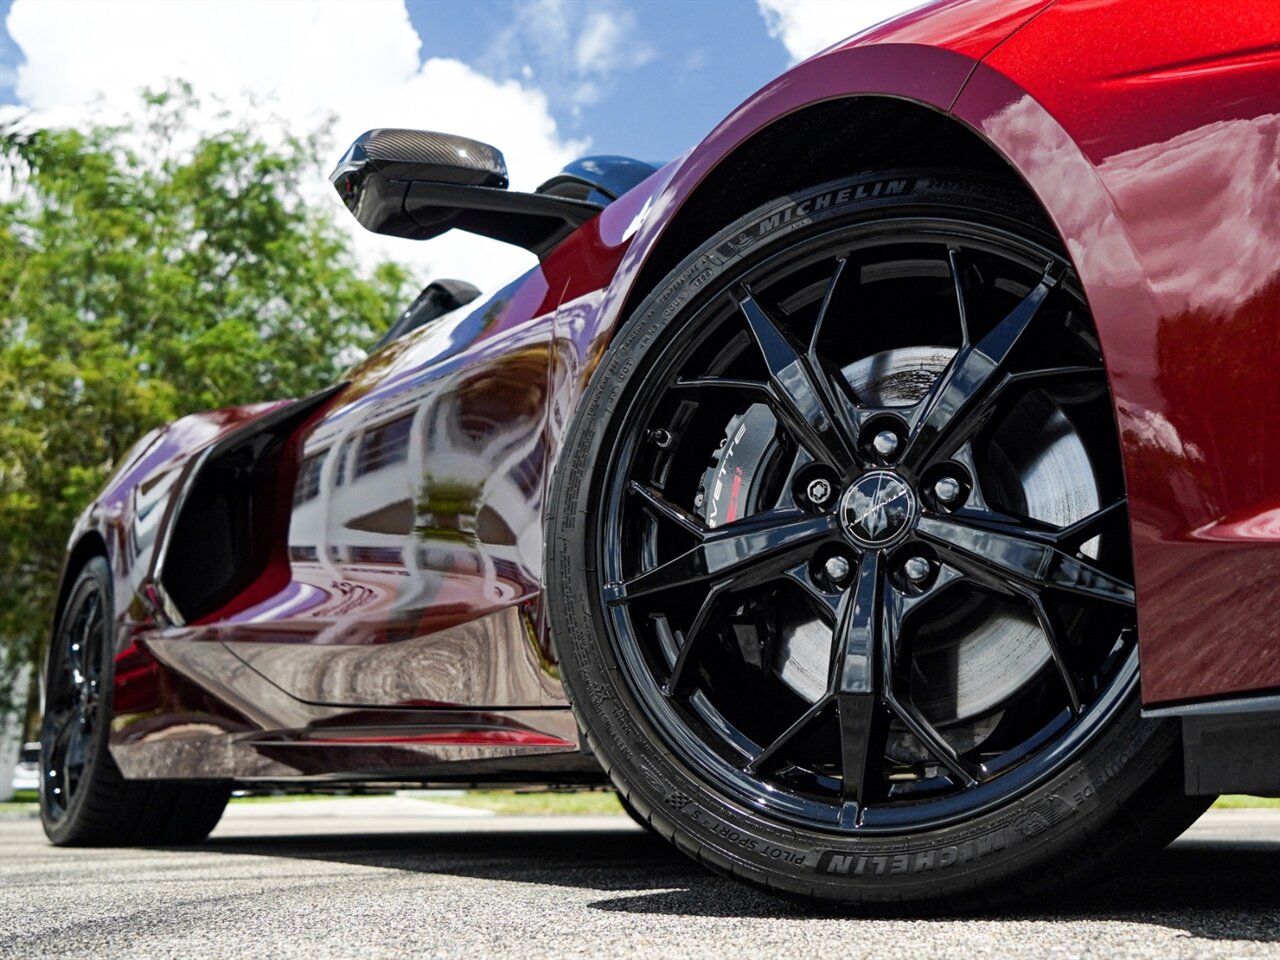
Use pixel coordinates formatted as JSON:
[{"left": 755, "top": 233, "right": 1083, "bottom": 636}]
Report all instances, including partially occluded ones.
[
  {"left": 934, "top": 476, "right": 962, "bottom": 504},
  {"left": 903, "top": 556, "right": 932, "bottom": 583},
  {"left": 806, "top": 478, "right": 833, "bottom": 505},
  {"left": 824, "top": 555, "right": 852, "bottom": 583},
  {"left": 872, "top": 430, "right": 900, "bottom": 458}
]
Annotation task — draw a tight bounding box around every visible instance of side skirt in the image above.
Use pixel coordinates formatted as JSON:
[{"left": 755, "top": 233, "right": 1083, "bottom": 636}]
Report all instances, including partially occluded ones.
[{"left": 1144, "top": 692, "right": 1280, "bottom": 797}]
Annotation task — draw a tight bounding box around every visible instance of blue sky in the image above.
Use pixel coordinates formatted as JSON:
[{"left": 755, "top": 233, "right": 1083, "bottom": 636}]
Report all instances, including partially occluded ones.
[
  {"left": 402, "top": 0, "right": 790, "bottom": 161},
  {"left": 2, "top": 0, "right": 797, "bottom": 162},
  {"left": 0, "top": 1, "right": 18, "bottom": 100}
]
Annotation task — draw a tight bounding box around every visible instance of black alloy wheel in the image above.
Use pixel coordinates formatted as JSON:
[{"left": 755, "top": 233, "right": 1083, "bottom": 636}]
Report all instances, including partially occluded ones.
[
  {"left": 600, "top": 218, "right": 1137, "bottom": 832},
  {"left": 548, "top": 172, "right": 1206, "bottom": 907},
  {"left": 41, "top": 564, "right": 109, "bottom": 824}
]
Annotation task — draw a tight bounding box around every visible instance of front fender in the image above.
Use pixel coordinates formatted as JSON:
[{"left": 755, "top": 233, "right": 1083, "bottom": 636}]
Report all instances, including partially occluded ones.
[
  {"left": 954, "top": 3, "right": 1280, "bottom": 704},
  {"left": 54, "top": 402, "right": 294, "bottom": 643}
]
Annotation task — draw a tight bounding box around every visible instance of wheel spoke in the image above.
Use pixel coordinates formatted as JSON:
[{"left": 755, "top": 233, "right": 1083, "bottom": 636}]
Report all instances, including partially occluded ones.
[
  {"left": 900, "top": 264, "right": 1061, "bottom": 470},
  {"left": 939, "top": 364, "right": 1109, "bottom": 459},
  {"left": 948, "top": 247, "right": 970, "bottom": 346},
  {"left": 885, "top": 578, "right": 982, "bottom": 786},
  {"left": 745, "top": 697, "right": 831, "bottom": 774},
  {"left": 770, "top": 447, "right": 816, "bottom": 512},
  {"left": 62, "top": 728, "right": 85, "bottom": 799},
  {"left": 831, "top": 551, "right": 887, "bottom": 811},
  {"left": 940, "top": 497, "right": 1126, "bottom": 555},
  {"left": 664, "top": 581, "right": 731, "bottom": 696},
  {"left": 916, "top": 513, "right": 1135, "bottom": 607},
  {"left": 1056, "top": 497, "right": 1127, "bottom": 554},
  {"left": 832, "top": 551, "right": 884, "bottom": 699},
  {"left": 1028, "top": 592, "right": 1084, "bottom": 715},
  {"left": 806, "top": 260, "right": 871, "bottom": 450},
  {"left": 782, "top": 560, "right": 843, "bottom": 621},
  {"left": 940, "top": 505, "right": 1062, "bottom": 543},
  {"left": 836, "top": 693, "right": 887, "bottom": 822},
  {"left": 40, "top": 705, "right": 78, "bottom": 808},
  {"left": 79, "top": 591, "right": 101, "bottom": 644},
  {"left": 738, "top": 287, "right": 857, "bottom": 471},
  {"left": 628, "top": 482, "right": 705, "bottom": 539},
  {"left": 66, "top": 718, "right": 89, "bottom": 767},
  {"left": 886, "top": 695, "right": 979, "bottom": 786},
  {"left": 807, "top": 257, "right": 847, "bottom": 356},
  {"left": 59, "top": 592, "right": 98, "bottom": 687},
  {"left": 608, "top": 509, "right": 839, "bottom": 604},
  {"left": 44, "top": 704, "right": 78, "bottom": 746}
]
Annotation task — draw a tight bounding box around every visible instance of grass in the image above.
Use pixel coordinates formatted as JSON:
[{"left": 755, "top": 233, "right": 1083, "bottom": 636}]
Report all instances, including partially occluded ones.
[
  {"left": 1212, "top": 794, "right": 1280, "bottom": 809},
  {"left": 0, "top": 790, "right": 38, "bottom": 815},
  {"left": 225, "top": 790, "right": 625, "bottom": 814},
  {"left": 416, "top": 790, "right": 624, "bottom": 815},
  {"left": 1, "top": 789, "right": 627, "bottom": 816},
  {"left": 5, "top": 788, "right": 1276, "bottom": 816}
]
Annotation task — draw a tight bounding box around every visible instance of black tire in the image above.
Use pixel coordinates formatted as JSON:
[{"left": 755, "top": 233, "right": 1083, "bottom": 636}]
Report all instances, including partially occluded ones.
[
  {"left": 40, "top": 557, "right": 230, "bottom": 846},
  {"left": 617, "top": 790, "right": 661, "bottom": 835},
  {"left": 546, "top": 172, "right": 1208, "bottom": 909}
]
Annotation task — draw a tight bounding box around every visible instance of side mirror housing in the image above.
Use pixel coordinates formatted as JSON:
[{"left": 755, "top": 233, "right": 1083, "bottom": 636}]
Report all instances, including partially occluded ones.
[{"left": 331, "top": 128, "right": 603, "bottom": 257}]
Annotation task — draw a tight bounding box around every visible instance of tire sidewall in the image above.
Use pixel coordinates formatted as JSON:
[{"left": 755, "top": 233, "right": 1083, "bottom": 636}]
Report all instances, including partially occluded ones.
[{"left": 547, "top": 172, "right": 1180, "bottom": 903}]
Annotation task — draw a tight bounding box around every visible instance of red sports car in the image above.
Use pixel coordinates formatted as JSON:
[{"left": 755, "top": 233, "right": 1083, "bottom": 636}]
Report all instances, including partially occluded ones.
[{"left": 40, "top": 0, "right": 1279, "bottom": 908}]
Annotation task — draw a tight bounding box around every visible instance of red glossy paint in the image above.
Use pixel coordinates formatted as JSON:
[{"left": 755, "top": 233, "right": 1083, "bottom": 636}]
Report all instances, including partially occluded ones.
[
  {"left": 953, "top": 0, "right": 1280, "bottom": 704},
  {"left": 214, "top": 272, "right": 565, "bottom": 709},
  {"left": 70, "top": 402, "right": 290, "bottom": 630},
  {"left": 55, "top": 0, "right": 1279, "bottom": 787},
  {"left": 827, "top": 0, "right": 1053, "bottom": 64}
]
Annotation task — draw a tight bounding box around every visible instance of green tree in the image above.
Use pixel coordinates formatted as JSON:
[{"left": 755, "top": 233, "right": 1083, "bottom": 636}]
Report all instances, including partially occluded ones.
[{"left": 0, "top": 87, "right": 412, "bottom": 719}]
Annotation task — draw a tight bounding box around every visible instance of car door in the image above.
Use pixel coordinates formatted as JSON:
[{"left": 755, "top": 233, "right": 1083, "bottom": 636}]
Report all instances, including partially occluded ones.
[{"left": 217, "top": 267, "right": 568, "bottom": 709}]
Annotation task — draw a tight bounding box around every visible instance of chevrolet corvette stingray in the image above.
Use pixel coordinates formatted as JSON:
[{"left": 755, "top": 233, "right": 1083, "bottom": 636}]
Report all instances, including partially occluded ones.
[{"left": 39, "top": 0, "right": 1279, "bottom": 908}]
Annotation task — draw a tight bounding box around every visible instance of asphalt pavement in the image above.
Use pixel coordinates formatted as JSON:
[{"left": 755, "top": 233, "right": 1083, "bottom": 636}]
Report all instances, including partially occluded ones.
[{"left": 0, "top": 799, "right": 1276, "bottom": 959}]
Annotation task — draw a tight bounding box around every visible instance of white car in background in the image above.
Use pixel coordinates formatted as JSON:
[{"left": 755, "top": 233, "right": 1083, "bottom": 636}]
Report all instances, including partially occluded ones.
[{"left": 11, "top": 742, "right": 39, "bottom": 793}]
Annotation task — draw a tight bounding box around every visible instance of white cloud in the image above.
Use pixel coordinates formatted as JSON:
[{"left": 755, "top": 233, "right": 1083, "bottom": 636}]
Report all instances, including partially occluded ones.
[
  {"left": 756, "top": 0, "right": 927, "bottom": 63},
  {"left": 483, "top": 0, "right": 655, "bottom": 113},
  {"left": 4, "top": 0, "right": 592, "bottom": 290},
  {"left": 575, "top": 6, "right": 651, "bottom": 78}
]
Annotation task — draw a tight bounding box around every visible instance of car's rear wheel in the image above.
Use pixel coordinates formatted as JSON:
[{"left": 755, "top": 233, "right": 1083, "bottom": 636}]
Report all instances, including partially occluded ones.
[
  {"left": 40, "top": 557, "right": 230, "bottom": 846},
  {"left": 547, "top": 172, "right": 1207, "bottom": 908}
]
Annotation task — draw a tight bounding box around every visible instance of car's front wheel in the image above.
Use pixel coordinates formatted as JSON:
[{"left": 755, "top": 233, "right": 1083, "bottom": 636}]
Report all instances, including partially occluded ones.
[{"left": 547, "top": 172, "right": 1207, "bottom": 908}]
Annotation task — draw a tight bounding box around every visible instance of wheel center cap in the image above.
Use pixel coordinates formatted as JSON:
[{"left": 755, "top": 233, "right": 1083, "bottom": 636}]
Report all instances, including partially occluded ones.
[{"left": 842, "top": 471, "right": 915, "bottom": 547}]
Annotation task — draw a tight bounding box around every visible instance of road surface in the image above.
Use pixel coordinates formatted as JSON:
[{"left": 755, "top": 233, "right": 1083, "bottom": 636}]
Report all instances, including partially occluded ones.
[{"left": 1, "top": 799, "right": 1276, "bottom": 959}]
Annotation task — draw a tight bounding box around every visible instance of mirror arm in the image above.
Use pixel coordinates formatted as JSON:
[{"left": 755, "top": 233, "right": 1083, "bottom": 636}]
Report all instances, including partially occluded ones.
[{"left": 403, "top": 181, "right": 604, "bottom": 258}]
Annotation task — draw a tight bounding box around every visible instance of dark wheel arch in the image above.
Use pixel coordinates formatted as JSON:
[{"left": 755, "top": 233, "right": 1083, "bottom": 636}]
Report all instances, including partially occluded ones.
[
  {"left": 619, "top": 96, "right": 1042, "bottom": 338},
  {"left": 47, "top": 531, "right": 110, "bottom": 652}
]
